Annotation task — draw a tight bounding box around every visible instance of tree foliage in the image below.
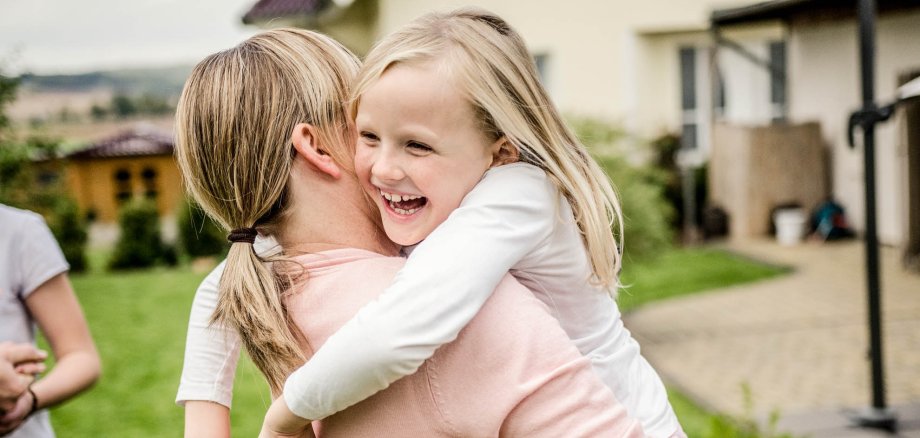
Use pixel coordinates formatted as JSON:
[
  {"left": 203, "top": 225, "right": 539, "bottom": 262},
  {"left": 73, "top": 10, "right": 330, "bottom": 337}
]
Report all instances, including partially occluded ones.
[{"left": 0, "top": 69, "right": 88, "bottom": 270}]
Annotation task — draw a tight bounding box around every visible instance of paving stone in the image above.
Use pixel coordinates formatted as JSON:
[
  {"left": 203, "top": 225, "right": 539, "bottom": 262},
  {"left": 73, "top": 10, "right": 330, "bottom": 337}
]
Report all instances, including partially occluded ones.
[{"left": 625, "top": 239, "right": 920, "bottom": 436}]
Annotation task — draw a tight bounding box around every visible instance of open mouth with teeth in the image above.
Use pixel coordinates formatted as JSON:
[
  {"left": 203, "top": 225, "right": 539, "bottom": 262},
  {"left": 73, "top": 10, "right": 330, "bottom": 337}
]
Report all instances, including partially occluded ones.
[{"left": 380, "top": 190, "right": 428, "bottom": 215}]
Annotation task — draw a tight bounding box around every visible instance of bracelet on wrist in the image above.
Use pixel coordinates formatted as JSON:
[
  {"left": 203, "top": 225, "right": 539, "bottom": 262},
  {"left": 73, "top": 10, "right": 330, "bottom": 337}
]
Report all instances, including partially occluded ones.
[{"left": 27, "top": 386, "right": 39, "bottom": 416}]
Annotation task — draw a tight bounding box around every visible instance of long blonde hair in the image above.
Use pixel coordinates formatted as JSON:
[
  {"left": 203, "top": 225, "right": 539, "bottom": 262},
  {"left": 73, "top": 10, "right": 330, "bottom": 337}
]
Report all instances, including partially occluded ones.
[
  {"left": 352, "top": 8, "right": 624, "bottom": 290},
  {"left": 175, "top": 28, "right": 360, "bottom": 393}
]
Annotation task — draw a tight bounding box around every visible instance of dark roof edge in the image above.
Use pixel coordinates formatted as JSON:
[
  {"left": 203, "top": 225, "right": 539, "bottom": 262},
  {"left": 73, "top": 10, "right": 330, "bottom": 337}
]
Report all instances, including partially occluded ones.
[
  {"left": 711, "top": 0, "right": 814, "bottom": 26},
  {"left": 65, "top": 130, "right": 174, "bottom": 160},
  {"left": 241, "top": 0, "right": 328, "bottom": 25}
]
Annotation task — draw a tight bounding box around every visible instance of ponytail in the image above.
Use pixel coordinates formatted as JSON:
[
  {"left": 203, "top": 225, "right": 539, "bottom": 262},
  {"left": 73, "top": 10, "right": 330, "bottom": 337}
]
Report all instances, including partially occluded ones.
[{"left": 214, "top": 242, "right": 304, "bottom": 394}]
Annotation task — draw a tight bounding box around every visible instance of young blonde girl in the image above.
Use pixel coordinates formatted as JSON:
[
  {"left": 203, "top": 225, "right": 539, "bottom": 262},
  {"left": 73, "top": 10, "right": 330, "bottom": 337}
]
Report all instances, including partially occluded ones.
[{"left": 267, "top": 8, "right": 684, "bottom": 438}]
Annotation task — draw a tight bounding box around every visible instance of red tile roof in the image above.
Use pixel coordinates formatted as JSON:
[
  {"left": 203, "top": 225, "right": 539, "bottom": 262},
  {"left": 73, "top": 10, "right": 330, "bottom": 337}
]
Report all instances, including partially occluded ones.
[
  {"left": 67, "top": 130, "right": 174, "bottom": 160},
  {"left": 242, "top": 0, "right": 325, "bottom": 24}
]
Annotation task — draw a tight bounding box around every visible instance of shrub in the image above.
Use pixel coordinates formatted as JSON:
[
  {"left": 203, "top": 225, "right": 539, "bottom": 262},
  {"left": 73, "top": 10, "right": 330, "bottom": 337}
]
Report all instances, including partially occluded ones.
[
  {"left": 109, "top": 199, "right": 165, "bottom": 270},
  {"left": 177, "top": 199, "right": 226, "bottom": 258},
  {"left": 651, "top": 133, "right": 708, "bottom": 233},
  {"left": 568, "top": 116, "right": 675, "bottom": 262},
  {"left": 594, "top": 154, "right": 674, "bottom": 261},
  {"left": 49, "top": 198, "right": 88, "bottom": 273}
]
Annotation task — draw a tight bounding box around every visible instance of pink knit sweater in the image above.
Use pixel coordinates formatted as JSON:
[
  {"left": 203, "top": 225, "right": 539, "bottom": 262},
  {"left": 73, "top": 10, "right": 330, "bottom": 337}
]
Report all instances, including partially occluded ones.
[{"left": 284, "top": 248, "right": 644, "bottom": 437}]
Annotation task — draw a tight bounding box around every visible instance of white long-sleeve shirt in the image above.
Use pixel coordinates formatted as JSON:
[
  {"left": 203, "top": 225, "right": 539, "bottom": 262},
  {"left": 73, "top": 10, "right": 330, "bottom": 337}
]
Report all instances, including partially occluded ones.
[{"left": 177, "top": 163, "right": 682, "bottom": 437}]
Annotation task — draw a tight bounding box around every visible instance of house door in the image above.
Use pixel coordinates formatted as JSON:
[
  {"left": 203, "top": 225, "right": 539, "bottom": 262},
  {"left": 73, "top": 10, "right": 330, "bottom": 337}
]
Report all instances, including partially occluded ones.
[{"left": 902, "top": 71, "right": 920, "bottom": 271}]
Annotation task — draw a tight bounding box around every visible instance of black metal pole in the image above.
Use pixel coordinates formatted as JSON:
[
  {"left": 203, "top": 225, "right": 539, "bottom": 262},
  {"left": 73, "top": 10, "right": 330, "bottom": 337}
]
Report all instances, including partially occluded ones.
[{"left": 853, "top": 0, "right": 897, "bottom": 430}]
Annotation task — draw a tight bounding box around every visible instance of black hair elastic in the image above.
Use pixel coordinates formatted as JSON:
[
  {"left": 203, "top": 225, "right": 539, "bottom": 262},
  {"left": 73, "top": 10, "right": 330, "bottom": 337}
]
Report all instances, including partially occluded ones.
[{"left": 227, "top": 227, "right": 257, "bottom": 244}]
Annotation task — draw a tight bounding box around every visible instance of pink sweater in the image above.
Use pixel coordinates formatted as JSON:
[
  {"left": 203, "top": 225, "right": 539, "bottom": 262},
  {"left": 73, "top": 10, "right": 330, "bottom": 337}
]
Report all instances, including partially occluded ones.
[{"left": 284, "top": 248, "right": 644, "bottom": 437}]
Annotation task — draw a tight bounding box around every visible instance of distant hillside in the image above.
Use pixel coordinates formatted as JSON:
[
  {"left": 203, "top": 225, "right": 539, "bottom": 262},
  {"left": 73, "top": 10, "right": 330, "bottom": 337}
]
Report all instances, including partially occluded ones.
[{"left": 18, "top": 65, "right": 193, "bottom": 96}]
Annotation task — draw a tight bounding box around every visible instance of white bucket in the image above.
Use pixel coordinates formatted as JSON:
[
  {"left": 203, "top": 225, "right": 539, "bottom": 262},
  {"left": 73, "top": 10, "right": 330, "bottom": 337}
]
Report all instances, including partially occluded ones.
[{"left": 774, "top": 208, "right": 807, "bottom": 246}]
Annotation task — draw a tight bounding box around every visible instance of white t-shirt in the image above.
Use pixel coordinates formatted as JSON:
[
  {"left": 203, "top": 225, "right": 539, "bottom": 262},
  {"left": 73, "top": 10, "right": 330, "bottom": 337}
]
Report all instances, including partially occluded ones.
[
  {"left": 0, "top": 204, "right": 68, "bottom": 438},
  {"left": 176, "top": 163, "right": 681, "bottom": 437}
]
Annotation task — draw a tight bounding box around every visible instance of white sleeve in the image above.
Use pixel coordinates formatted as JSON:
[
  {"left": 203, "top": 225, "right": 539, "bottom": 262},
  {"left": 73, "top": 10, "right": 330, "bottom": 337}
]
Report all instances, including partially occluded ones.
[
  {"left": 17, "top": 212, "right": 69, "bottom": 299},
  {"left": 284, "top": 163, "right": 557, "bottom": 419},
  {"left": 176, "top": 260, "right": 241, "bottom": 408}
]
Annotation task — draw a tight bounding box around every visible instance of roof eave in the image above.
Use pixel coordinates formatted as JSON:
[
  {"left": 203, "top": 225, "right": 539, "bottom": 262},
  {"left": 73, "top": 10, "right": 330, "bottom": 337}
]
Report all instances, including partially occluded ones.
[{"left": 711, "top": 0, "right": 814, "bottom": 26}]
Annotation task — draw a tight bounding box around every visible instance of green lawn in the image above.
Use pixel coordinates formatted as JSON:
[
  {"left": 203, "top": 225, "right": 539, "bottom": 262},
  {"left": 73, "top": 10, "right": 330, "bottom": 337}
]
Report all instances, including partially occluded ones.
[
  {"left": 49, "top": 264, "right": 271, "bottom": 437},
  {"left": 618, "top": 247, "right": 788, "bottom": 313},
  {"left": 43, "top": 246, "right": 785, "bottom": 437}
]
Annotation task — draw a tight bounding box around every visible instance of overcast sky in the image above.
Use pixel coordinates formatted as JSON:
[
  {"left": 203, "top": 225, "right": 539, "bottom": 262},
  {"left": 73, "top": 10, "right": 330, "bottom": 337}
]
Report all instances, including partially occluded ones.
[{"left": 0, "top": 0, "right": 260, "bottom": 74}]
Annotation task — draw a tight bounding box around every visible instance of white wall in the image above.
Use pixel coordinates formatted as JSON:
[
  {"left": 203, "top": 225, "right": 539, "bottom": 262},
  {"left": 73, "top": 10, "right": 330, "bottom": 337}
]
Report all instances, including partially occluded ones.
[
  {"left": 718, "top": 39, "right": 774, "bottom": 124},
  {"left": 788, "top": 10, "right": 920, "bottom": 245}
]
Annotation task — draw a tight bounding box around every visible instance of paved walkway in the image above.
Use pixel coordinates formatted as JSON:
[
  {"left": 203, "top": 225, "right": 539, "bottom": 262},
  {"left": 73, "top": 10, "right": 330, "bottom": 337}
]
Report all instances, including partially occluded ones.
[{"left": 623, "top": 239, "right": 920, "bottom": 436}]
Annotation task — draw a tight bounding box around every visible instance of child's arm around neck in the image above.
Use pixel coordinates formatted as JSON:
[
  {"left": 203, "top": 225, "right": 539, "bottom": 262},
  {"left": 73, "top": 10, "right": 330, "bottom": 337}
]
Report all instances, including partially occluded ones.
[{"left": 282, "top": 163, "right": 558, "bottom": 419}]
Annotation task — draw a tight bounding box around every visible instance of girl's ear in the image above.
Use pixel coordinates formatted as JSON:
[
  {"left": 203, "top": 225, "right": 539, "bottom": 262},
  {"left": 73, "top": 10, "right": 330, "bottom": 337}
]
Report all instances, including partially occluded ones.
[
  {"left": 490, "top": 137, "right": 520, "bottom": 168},
  {"left": 291, "top": 123, "right": 341, "bottom": 179}
]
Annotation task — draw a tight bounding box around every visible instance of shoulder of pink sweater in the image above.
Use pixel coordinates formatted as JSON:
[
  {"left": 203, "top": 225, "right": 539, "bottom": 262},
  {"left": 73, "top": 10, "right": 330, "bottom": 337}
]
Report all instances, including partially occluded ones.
[
  {"left": 429, "top": 274, "right": 644, "bottom": 436},
  {"left": 286, "top": 253, "right": 407, "bottom": 348}
]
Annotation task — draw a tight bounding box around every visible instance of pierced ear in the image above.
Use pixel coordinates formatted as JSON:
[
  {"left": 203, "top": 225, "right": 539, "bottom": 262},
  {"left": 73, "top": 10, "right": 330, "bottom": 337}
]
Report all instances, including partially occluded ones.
[
  {"left": 490, "top": 137, "right": 520, "bottom": 168},
  {"left": 290, "top": 123, "right": 341, "bottom": 179}
]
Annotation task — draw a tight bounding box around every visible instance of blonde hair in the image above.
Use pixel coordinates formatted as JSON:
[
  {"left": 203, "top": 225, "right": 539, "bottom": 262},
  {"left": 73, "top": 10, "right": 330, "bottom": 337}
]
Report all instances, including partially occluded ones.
[
  {"left": 352, "top": 8, "right": 624, "bottom": 290},
  {"left": 175, "top": 28, "right": 360, "bottom": 393}
]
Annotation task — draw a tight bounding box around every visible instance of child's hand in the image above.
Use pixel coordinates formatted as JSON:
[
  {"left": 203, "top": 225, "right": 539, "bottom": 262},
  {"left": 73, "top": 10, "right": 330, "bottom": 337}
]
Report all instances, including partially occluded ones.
[
  {"left": 14, "top": 360, "right": 46, "bottom": 377},
  {"left": 0, "top": 342, "right": 46, "bottom": 412},
  {"left": 0, "top": 388, "right": 35, "bottom": 435},
  {"left": 259, "top": 394, "right": 315, "bottom": 438}
]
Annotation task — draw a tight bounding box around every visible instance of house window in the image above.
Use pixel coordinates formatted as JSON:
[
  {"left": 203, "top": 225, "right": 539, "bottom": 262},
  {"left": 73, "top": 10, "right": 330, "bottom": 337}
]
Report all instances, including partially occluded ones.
[
  {"left": 114, "top": 169, "right": 132, "bottom": 203},
  {"left": 37, "top": 170, "right": 58, "bottom": 186},
  {"left": 679, "top": 46, "right": 698, "bottom": 150},
  {"left": 714, "top": 67, "right": 727, "bottom": 119},
  {"left": 141, "top": 167, "right": 158, "bottom": 200},
  {"left": 769, "top": 40, "right": 787, "bottom": 122}
]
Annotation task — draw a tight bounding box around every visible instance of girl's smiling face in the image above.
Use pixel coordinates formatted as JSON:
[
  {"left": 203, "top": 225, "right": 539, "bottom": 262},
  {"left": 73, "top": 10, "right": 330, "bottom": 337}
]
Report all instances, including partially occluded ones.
[{"left": 354, "top": 62, "right": 499, "bottom": 246}]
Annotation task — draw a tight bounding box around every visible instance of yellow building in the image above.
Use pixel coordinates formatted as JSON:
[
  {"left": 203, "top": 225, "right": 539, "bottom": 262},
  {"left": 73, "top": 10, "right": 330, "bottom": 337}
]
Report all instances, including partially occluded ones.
[{"left": 64, "top": 129, "right": 183, "bottom": 230}]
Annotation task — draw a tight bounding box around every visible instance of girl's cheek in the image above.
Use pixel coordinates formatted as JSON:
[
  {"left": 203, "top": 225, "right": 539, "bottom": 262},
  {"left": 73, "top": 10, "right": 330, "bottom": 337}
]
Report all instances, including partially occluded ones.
[{"left": 354, "top": 147, "right": 372, "bottom": 180}]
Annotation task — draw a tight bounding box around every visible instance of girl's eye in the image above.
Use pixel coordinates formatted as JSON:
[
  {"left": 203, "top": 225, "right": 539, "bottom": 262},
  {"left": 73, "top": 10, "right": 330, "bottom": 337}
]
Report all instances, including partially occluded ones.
[
  {"left": 406, "top": 141, "right": 433, "bottom": 154},
  {"left": 359, "top": 131, "right": 379, "bottom": 144}
]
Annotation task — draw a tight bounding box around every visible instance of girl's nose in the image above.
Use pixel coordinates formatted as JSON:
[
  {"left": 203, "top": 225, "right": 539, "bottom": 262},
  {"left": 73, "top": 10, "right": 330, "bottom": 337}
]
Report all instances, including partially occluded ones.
[{"left": 372, "top": 148, "right": 405, "bottom": 182}]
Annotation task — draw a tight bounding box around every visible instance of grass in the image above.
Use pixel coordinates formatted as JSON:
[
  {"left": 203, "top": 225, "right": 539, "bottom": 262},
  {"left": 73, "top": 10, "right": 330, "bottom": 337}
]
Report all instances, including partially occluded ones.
[
  {"left": 618, "top": 247, "right": 788, "bottom": 313},
  {"left": 668, "top": 387, "right": 715, "bottom": 437},
  {"left": 40, "top": 246, "right": 785, "bottom": 436},
  {"left": 45, "top": 253, "right": 272, "bottom": 437}
]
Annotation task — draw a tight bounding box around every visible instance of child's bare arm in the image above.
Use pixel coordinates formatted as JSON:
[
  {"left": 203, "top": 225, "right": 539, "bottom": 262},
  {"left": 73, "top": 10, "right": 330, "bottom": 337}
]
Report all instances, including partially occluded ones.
[{"left": 185, "top": 401, "right": 230, "bottom": 438}]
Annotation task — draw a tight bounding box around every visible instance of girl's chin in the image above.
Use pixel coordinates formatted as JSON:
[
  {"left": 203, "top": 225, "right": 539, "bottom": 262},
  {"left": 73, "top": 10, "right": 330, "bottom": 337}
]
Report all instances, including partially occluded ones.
[{"left": 382, "top": 224, "right": 426, "bottom": 248}]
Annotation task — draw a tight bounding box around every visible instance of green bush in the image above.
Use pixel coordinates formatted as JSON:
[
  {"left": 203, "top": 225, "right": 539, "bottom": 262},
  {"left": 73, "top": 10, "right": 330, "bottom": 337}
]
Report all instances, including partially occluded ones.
[
  {"left": 177, "top": 199, "right": 227, "bottom": 258},
  {"left": 595, "top": 154, "right": 674, "bottom": 261},
  {"left": 568, "top": 116, "right": 675, "bottom": 261},
  {"left": 651, "top": 133, "right": 708, "bottom": 232},
  {"left": 49, "top": 198, "right": 88, "bottom": 272},
  {"left": 109, "top": 200, "right": 165, "bottom": 270}
]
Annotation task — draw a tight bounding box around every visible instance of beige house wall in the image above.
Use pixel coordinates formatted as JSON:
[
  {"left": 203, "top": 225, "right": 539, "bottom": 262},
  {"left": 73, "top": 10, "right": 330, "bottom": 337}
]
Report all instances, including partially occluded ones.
[{"left": 787, "top": 10, "right": 920, "bottom": 246}]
